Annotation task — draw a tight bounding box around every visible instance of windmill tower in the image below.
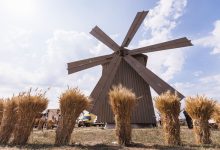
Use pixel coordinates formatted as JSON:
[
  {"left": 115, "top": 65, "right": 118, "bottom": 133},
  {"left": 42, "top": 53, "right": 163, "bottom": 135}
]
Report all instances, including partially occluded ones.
[{"left": 67, "top": 11, "right": 192, "bottom": 127}]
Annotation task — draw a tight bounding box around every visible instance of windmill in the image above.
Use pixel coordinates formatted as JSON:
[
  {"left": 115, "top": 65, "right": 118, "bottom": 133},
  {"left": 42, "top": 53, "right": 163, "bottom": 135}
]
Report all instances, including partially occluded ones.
[{"left": 67, "top": 11, "right": 192, "bottom": 126}]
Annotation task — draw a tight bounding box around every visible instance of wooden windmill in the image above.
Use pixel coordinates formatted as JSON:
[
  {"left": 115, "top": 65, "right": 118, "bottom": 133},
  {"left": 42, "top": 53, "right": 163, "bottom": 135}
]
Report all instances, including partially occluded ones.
[{"left": 67, "top": 11, "right": 192, "bottom": 126}]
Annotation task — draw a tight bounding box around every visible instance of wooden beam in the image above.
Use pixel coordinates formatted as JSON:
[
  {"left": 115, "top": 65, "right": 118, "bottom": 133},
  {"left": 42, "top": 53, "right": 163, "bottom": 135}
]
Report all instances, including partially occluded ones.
[
  {"left": 129, "top": 37, "right": 192, "bottom": 55},
  {"left": 90, "top": 55, "right": 122, "bottom": 114},
  {"left": 90, "top": 26, "right": 120, "bottom": 51},
  {"left": 124, "top": 55, "right": 184, "bottom": 99},
  {"left": 67, "top": 54, "right": 113, "bottom": 74},
  {"left": 121, "top": 11, "right": 148, "bottom": 47}
]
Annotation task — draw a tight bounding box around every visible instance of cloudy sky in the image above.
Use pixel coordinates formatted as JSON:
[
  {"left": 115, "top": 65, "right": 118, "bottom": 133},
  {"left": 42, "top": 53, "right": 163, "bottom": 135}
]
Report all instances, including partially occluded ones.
[{"left": 0, "top": 0, "right": 219, "bottom": 109}]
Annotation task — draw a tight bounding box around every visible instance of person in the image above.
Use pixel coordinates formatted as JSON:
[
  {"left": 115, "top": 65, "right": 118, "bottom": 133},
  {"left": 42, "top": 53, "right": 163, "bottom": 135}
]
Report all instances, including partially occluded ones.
[
  {"left": 183, "top": 110, "right": 193, "bottom": 129},
  {"left": 37, "top": 113, "right": 46, "bottom": 131}
]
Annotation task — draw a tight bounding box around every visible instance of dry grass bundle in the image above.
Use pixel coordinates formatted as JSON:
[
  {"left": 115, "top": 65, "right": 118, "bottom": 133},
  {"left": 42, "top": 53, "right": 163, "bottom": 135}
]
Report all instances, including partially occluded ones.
[
  {"left": 0, "top": 99, "right": 4, "bottom": 125},
  {"left": 154, "top": 91, "right": 181, "bottom": 145},
  {"left": 108, "top": 84, "right": 136, "bottom": 146},
  {"left": 47, "top": 120, "right": 54, "bottom": 129},
  {"left": 55, "top": 88, "right": 91, "bottom": 146},
  {"left": 12, "top": 89, "right": 48, "bottom": 145},
  {"left": 37, "top": 118, "right": 46, "bottom": 130},
  {"left": 212, "top": 103, "right": 220, "bottom": 123},
  {"left": 0, "top": 97, "right": 18, "bottom": 145},
  {"left": 185, "top": 95, "right": 216, "bottom": 144}
]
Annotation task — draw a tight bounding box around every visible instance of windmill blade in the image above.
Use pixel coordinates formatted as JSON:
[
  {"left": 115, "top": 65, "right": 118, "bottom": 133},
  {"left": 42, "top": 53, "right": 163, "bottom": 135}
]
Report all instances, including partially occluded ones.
[
  {"left": 124, "top": 55, "right": 184, "bottom": 99},
  {"left": 129, "top": 37, "right": 193, "bottom": 55},
  {"left": 67, "top": 54, "right": 113, "bottom": 74},
  {"left": 121, "top": 11, "right": 148, "bottom": 47},
  {"left": 90, "top": 26, "right": 120, "bottom": 51},
  {"left": 90, "top": 55, "right": 122, "bottom": 114}
]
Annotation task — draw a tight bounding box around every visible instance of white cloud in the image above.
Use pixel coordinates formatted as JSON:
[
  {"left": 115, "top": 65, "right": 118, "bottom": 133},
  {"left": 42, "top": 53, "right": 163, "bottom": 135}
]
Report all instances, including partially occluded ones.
[
  {"left": 0, "top": 29, "right": 104, "bottom": 108},
  {"left": 139, "top": 0, "right": 188, "bottom": 81},
  {"left": 193, "top": 71, "right": 203, "bottom": 77},
  {"left": 5, "top": 28, "right": 32, "bottom": 49},
  {"left": 174, "top": 74, "right": 220, "bottom": 103},
  {"left": 194, "top": 20, "right": 220, "bottom": 55},
  {"left": 143, "top": 0, "right": 187, "bottom": 43},
  {"left": 0, "top": 0, "right": 191, "bottom": 108}
]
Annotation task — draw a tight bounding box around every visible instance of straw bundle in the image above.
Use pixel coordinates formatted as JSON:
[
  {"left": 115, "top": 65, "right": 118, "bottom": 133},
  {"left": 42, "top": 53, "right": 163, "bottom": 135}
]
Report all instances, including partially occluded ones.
[
  {"left": 47, "top": 120, "right": 54, "bottom": 129},
  {"left": 212, "top": 103, "right": 220, "bottom": 123},
  {"left": 12, "top": 89, "right": 48, "bottom": 145},
  {"left": 185, "top": 95, "right": 215, "bottom": 144},
  {"left": 109, "top": 84, "right": 136, "bottom": 146},
  {"left": 0, "top": 97, "right": 18, "bottom": 145},
  {"left": 0, "top": 99, "right": 4, "bottom": 125},
  {"left": 37, "top": 118, "right": 46, "bottom": 130},
  {"left": 55, "top": 88, "right": 91, "bottom": 145},
  {"left": 154, "top": 91, "right": 181, "bottom": 145}
]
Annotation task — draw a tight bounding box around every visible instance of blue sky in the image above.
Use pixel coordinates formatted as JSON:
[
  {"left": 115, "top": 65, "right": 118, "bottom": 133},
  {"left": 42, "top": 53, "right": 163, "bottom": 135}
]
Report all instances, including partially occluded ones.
[{"left": 0, "top": 0, "right": 220, "bottom": 109}]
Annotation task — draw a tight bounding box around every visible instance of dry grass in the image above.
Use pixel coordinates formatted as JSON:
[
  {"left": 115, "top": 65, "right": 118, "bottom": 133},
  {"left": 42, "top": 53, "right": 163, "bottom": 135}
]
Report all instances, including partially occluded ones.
[
  {"left": 109, "top": 84, "right": 136, "bottom": 146},
  {"left": 47, "top": 120, "right": 54, "bottom": 129},
  {"left": 212, "top": 103, "right": 220, "bottom": 123},
  {"left": 55, "top": 88, "right": 91, "bottom": 146},
  {"left": 37, "top": 118, "right": 46, "bottom": 130},
  {"left": 12, "top": 89, "right": 48, "bottom": 145},
  {"left": 185, "top": 95, "right": 216, "bottom": 144},
  {"left": 0, "top": 97, "right": 18, "bottom": 145},
  {"left": 154, "top": 91, "right": 181, "bottom": 145},
  {"left": 0, "top": 99, "right": 3, "bottom": 125},
  {"left": 0, "top": 127, "right": 218, "bottom": 149}
]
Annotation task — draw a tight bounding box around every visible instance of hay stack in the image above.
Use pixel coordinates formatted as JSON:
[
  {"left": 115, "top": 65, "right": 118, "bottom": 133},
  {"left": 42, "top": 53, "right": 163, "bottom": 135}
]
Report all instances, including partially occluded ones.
[
  {"left": 12, "top": 89, "right": 48, "bottom": 145},
  {"left": 185, "top": 95, "right": 215, "bottom": 144},
  {"left": 37, "top": 118, "right": 46, "bottom": 130},
  {"left": 0, "top": 99, "right": 4, "bottom": 125},
  {"left": 0, "top": 97, "right": 18, "bottom": 145},
  {"left": 109, "top": 84, "right": 136, "bottom": 146},
  {"left": 55, "top": 88, "right": 91, "bottom": 145},
  {"left": 212, "top": 103, "right": 220, "bottom": 123},
  {"left": 154, "top": 91, "right": 181, "bottom": 145},
  {"left": 47, "top": 120, "right": 54, "bottom": 129}
]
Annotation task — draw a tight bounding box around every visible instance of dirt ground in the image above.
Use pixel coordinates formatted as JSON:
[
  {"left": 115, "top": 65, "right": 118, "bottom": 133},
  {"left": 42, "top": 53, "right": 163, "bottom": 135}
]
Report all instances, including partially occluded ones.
[{"left": 0, "top": 126, "right": 220, "bottom": 149}]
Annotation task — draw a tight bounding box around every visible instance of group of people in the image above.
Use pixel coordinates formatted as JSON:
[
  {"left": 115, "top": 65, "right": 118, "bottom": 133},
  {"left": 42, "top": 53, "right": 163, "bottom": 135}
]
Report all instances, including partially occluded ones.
[{"left": 34, "top": 112, "right": 60, "bottom": 130}]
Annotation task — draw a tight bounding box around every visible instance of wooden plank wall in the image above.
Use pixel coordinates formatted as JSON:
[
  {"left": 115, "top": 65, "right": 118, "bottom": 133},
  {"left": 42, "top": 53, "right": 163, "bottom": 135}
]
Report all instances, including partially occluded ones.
[{"left": 93, "top": 54, "right": 156, "bottom": 124}]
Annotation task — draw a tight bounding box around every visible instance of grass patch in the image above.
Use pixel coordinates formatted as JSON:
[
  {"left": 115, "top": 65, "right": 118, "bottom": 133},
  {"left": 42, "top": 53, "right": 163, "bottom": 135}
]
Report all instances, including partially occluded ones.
[{"left": 0, "top": 127, "right": 218, "bottom": 149}]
